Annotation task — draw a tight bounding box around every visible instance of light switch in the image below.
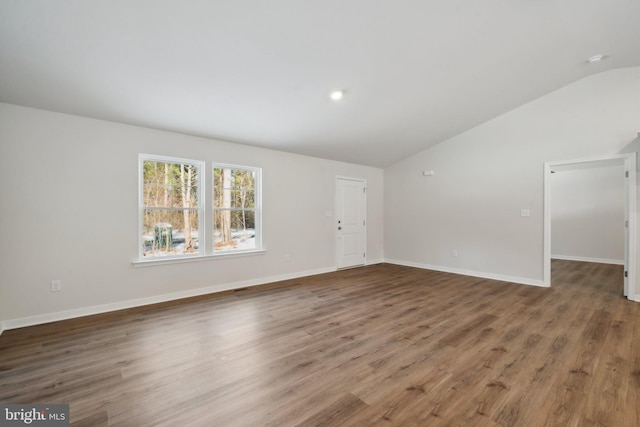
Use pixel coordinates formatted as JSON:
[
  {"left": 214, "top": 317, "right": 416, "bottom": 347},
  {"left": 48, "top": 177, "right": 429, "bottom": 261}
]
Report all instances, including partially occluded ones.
[{"left": 520, "top": 209, "right": 530, "bottom": 217}]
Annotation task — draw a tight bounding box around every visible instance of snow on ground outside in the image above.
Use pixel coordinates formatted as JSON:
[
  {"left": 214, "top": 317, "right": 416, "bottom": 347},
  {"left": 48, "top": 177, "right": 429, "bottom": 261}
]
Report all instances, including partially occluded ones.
[{"left": 143, "top": 229, "right": 255, "bottom": 257}]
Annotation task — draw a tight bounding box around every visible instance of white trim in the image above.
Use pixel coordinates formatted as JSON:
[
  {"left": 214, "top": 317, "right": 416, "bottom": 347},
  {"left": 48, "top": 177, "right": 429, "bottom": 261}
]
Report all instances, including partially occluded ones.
[
  {"left": 626, "top": 154, "right": 637, "bottom": 300},
  {"left": 543, "top": 152, "right": 637, "bottom": 301},
  {"left": 543, "top": 162, "right": 552, "bottom": 287},
  {"left": 2, "top": 266, "right": 335, "bottom": 331},
  {"left": 366, "top": 258, "right": 385, "bottom": 265},
  {"left": 385, "top": 259, "right": 547, "bottom": 288},
  {"left": 335, "top": 175, "right": 368, "bottom": 182},
  {"left": 551, "top": 255, "right": 624, "bottom": 265},
  {"left": 132, "top": 249, "right": 266, "bottom": 267}
]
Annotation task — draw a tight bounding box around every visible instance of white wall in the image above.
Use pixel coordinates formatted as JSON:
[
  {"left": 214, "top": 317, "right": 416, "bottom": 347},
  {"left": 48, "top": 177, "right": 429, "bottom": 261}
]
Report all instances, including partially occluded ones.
[
  {"left": 551, "top": 164, "right": 625, "bottom": 264},
  {"left": 0, "top": 103, "right": 384, "bottom": 328},
  {"left": 384, "top": 67, "right": 640, "bottom": 290}
]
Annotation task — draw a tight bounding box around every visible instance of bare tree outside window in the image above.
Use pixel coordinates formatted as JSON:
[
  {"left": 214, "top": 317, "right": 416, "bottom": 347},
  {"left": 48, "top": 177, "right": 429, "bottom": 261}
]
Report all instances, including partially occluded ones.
[{"left": 213, "top": 166, "right": 258, "bottom": 252}]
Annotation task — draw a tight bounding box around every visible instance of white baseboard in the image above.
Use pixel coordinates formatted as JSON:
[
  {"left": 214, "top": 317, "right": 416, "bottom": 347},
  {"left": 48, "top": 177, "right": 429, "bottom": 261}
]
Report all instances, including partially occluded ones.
[
  {"left": 384, "top": 259, "right": 547, "bottom": 288},
  {"left": 0, "top": 260, "right": 548, "bottom": 331},
  {"left": 1, "top": 266, "right": 336, "bottom": 331},
  {"left": 551, "top": 255, "right": 624, "bottom": 265}
]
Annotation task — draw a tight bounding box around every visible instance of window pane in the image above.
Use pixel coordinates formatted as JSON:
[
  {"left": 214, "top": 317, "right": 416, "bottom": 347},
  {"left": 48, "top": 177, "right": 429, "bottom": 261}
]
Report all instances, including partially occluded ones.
[
  {"left": 211, "top": 164, "right": 260, "bottom": 254},
  {"left": 236, "top": 190, "right": 255, "bottom": 209},
  {"left": 213, "top": 167, "right": 255, "bottom": 208},
  {"left": 214, "top": 209, "right": 255, "bottom": 252},
  {"left": 142, "top": 209, "right": 199, "bottom": 258},
  {"left": 143, "top": 183, "right": 171, "bottom": 207},
  {"left": 143, "top": 161, "right": 199, "bottom": 208},
  {"left": 214, "top": 190, "right": 255, "bottom": 208}
]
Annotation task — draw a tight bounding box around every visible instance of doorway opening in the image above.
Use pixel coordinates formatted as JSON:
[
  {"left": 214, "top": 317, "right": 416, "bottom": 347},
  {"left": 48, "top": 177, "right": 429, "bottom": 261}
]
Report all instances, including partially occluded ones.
[{"left": 543, "top": 153, "right": 636, "bottom": 300}]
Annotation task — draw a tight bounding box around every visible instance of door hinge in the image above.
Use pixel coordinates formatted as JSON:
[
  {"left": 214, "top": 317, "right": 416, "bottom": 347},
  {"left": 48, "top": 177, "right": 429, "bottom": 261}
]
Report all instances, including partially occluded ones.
[
  {"left": 363, "top": 220, "right": 366, "bottom": 226},
  {"left": 363, "top": 252, "right": 366, "bottom": 258},
  {"left": 363, "top": 187, "right": 367, "bottom": 193},
  {"left": 626, "top": 220, "right": 629, "bottom": 228},
  {"left": 625, "top": 271, "right": 628, "bottom": 278},
  {"left": 626, "top": 171, "right": 629, "bottom": 178}
]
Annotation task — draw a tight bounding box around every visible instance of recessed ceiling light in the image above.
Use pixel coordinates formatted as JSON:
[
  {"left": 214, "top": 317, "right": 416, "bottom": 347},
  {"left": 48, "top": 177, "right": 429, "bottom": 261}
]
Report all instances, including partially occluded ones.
[
  {"left": 587, "top": 54, "right": 604, "bottom": 63},
  {"left": 329, "top": 90, "right": 344, "bottom": 101}
]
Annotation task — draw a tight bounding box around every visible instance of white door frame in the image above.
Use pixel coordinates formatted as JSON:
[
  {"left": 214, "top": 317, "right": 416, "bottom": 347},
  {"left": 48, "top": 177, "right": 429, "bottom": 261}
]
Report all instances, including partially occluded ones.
[
  {"left": 543, "top": 153, "right": 637, "bottom": 300},
  {"left": 335, "top": 176, "right": 367, "bottom": 269}
]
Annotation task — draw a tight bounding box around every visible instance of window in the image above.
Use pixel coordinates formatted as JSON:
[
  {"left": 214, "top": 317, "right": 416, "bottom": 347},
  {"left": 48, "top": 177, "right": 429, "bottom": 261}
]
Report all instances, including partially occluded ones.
[
  {"left": 138, "top": 155, "right": 261, "bottom": 261},
  {"left": 213, "top": 165, "right": 261, "bottom": 253},
  {"left": 139, "top": 155, "right": 204, "bottom": 259}
]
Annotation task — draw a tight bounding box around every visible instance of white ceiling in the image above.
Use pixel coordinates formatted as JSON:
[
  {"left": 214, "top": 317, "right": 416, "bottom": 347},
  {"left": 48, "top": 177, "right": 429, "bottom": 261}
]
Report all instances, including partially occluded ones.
[{"left": 1, "top": 1, "right": 639, "bottom": 167}]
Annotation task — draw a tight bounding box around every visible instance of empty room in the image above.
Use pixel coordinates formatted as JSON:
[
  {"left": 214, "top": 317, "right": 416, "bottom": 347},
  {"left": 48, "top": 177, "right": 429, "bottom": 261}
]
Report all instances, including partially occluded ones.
[{"left": 1, "top": 1, "right": 640, "bottom": 426}]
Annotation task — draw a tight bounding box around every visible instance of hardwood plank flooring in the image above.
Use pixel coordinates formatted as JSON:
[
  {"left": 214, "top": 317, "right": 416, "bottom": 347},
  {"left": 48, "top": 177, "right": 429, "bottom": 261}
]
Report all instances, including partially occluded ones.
[{"left": 1, "top": 260, "right": 639, "bottom": 426}]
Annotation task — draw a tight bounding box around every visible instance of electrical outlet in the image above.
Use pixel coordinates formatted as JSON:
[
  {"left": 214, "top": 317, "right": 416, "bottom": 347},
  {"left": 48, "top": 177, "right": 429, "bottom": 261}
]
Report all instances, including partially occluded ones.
[
  {"left": 284, "top": 254, "right": 291, "bottom": 262},
  {"left": 452, "top": 250, "right": 458, "bottom": 257},
  {"left": 51, "top": 280, "right": 62, "bottom": 292}
]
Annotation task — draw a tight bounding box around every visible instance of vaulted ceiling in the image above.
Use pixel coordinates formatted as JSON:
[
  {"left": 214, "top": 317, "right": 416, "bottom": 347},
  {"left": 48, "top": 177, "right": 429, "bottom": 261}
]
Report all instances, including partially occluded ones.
[{"left": 1, "top": 0, "right": 639, "bottom": 167}]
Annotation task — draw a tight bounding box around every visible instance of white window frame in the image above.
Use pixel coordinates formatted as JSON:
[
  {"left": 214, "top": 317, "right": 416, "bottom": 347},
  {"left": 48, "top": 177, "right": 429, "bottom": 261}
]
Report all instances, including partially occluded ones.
[
  {"left": 212, "top": 163, "right": 262, "bottom": 254},
  {"left": 138, "top": 154, "right": 205, "bottom": 261},
  {"left": 136, "top": 155, "right": 263, "bottom": 265}
]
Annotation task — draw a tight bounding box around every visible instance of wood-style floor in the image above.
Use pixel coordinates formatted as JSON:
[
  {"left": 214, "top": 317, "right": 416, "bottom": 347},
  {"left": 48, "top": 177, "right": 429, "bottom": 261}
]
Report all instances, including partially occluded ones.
[{"left": 1, "top": 260, "right": 639, "bottom": 426}]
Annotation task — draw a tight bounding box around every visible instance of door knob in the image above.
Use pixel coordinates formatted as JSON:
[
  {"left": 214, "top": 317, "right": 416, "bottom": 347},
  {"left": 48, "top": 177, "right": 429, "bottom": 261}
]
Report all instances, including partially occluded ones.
[{"left": 338, "top": 227, "right": 342, "bottom": 230}]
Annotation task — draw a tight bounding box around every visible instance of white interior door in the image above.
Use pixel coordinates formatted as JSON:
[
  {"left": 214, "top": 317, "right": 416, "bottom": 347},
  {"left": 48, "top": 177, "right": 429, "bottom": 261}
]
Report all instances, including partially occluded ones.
[{"left": 336, "top": 177, "right": 366, "bottom": 269}]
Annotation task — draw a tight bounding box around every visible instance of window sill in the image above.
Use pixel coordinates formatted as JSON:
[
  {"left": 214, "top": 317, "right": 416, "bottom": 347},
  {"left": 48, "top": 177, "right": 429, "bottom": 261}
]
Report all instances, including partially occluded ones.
[{"left": 132, "top": 249, "right": 266, "bottom": 268}]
